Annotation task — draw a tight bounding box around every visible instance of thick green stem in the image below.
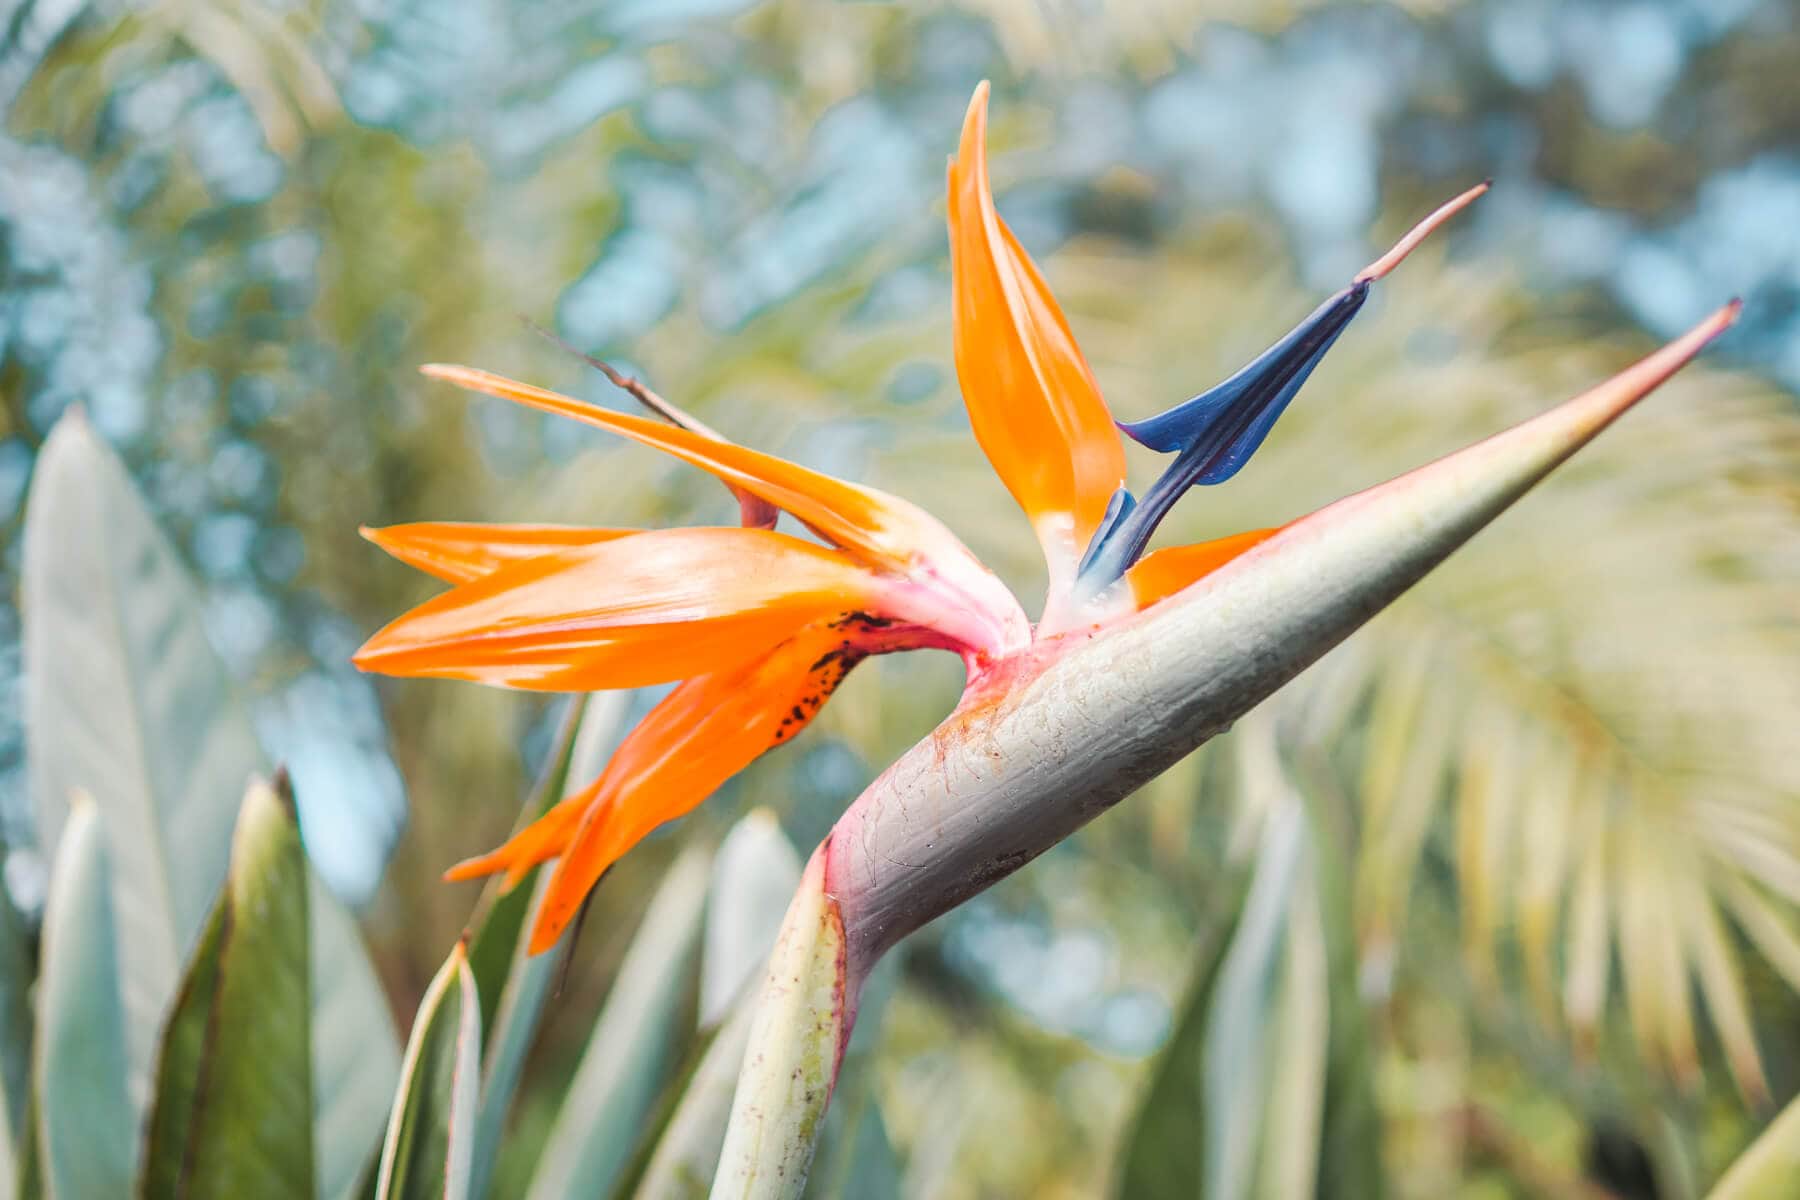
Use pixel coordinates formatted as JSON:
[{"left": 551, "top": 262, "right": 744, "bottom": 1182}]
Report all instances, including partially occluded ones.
[{"left": 708, "top": 851, "right": 846, "bottom": 1200}]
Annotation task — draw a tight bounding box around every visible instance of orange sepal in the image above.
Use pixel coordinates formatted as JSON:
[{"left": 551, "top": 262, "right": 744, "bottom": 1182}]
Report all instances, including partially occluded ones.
[
  {"left": 352, "top": 526, "right": 880, "bottom": 691},
  {"left": 418, "top": 364, "right": 960, "bottom": 575},
  {"left": 1124, "top": 529, "right": 1278, "bottom": 611},
  {"left": 948, "top": 81, "right": 1126, "bottom": 580},
  {"left": 525, "top": 622, "right": 864, "bottom": 953},
  {"left": 362, "top": 521, "right": 639, "bottom": 585}
]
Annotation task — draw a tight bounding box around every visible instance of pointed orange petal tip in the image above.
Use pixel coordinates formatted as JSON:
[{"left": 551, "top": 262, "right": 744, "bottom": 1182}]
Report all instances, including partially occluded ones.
[
  {"left": 1354, "top": 179, "right": 1490, "bottom": 284},
  {"left": 363, "top": 520, "right": 640, "bottom": 585},
  {"left": 527, "top": 914, "right": 564, "bottom": 957},
  {"left": 442, "top": 856, "right": 497, "bottom": 883},
  {"left": 964, "top": 80, "right": 990, "bottom": 136},
  {"left": 948, "top": 79, "right": 1127, "bottom": 585},
  {"left": 443, "top": 782, "right": 597, "bottom": 885}
]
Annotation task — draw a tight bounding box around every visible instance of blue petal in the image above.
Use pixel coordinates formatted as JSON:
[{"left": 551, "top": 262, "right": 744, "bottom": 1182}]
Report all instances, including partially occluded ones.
[
  {"left": 1075, "top": 280, "right": 1370, "bottom": 593},
  {"left": 1116, "top": 280, "right": 1368, "bottom": 475}
]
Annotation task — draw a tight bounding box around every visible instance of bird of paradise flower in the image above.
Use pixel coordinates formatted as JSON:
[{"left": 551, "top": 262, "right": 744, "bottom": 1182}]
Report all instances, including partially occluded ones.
[{"left": 354, "top": 83, "right": 1736, "bottom": 956}]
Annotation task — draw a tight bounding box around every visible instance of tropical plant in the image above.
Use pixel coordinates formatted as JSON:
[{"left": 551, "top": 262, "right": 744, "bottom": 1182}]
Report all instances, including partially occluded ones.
[
  {"left": 334, "top": 83, "right": 1760, "bottom": 1197},
  {"left": 8, "top": 38, "right": 1800, "bottom": 1200}
]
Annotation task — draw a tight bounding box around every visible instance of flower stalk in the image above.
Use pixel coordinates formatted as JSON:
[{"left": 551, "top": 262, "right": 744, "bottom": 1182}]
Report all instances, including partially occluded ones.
[{"left": 709, "top": 851, "right": 847, "bottom": 1199}]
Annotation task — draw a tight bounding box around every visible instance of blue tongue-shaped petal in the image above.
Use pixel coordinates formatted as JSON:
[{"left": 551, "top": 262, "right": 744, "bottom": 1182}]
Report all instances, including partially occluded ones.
[
  {"left": 1075, "top": 282, "right": 1367, "bottom": 590},
  {"left": 1074, "top": 181, "right": 1492, "bottom": 599},
  {"left": 1116, "top": 280, "right": 1368, "bottom": 474}
]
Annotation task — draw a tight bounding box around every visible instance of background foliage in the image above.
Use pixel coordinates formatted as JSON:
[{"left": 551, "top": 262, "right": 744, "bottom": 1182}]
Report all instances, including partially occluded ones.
[{"left": 2, "top": 0, "right": 1798, "bottom": 1196}]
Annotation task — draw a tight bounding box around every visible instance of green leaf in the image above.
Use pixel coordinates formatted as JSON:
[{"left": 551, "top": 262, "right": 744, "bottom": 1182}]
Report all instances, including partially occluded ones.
[
  {"left": 801, "top": 1095, "right": 899, "bottom": 1200},
  {"left": 143, "top": 774, "right": 315, "bottom": 1199},
  {"left": 700, "top": 810, "right": 803, "bottom": 1028},
  {"left": 1204, "top": 800, "right": 1307, "bottom": 1200},
  {"left": 0, "top": 851, "right": 33, "bottom": 1189},
  {"left": 463, "top": 693, "right": 633, "bottom": 1199},
  {"left": 311, "top": 877, "right": 403, "bottom": 1200},
  {"left": 526, "top": 844, "right": 711, "bottom": 1200},
  {"left": 465, "top": 694, "right": 592, "bottom": 1036},
  {"left": 467, "top": 871, "right": 556, "bottom": 1200},
  {"left": 1111, "top": 716, "right": 1380, "bottom": 1200},
  {"left": 1296, "top": 758, "right": 1385, "bottom": 1200},
  {"left": 1706, "top": 1091, "right": 1800, "bottom": 1200},
  {"left": 13, "top": 1087, "right": 41, "bottom": 1200},
  {"left": 1257, "top": 864, "right": 1329, "bottom": 1200},
  {"left": 625, "top": 1004, "right": 755, "bottom": 1200},
  {"left": 20, "top": 410, "right": 399, "bottom": 1199},
  {"left": 1109, "top": 857, "right": 1248, "bottom": 1199},
  {"left": 23, "top": 410, "right": 263, "bottom": 1112},
  {"left": 377, "top": 940, "right": 481, "bottom": 1200},
  {"left": 32, "top": 799, "right": 134, "bottom": 1198},
  {"left": 621, "top": 811, "right": 805, "bottom": 1200}
]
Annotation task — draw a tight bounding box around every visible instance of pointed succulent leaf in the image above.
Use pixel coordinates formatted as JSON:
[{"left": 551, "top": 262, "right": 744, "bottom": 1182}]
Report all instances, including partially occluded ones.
[
  {"left": 143, "top": 774, "right": 315, "bottom": 1200},
  {"left": 32, "top": 799, "right": 135, "bottom": 1198},
  {"left": 376, "top": 940, "right": 481, "bottom": 1200}
]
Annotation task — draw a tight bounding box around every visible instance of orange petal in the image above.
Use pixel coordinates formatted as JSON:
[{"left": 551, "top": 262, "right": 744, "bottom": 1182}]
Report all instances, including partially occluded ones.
[
  {"left": 442, "top": 775, "right": 600, "bottom": 887},
  {"left": 419, "top": 363, "right": 1030, "bottom": 655},
  {"left": 948, "top": 81, "right": 1126, "bottom": 584},
  {"left": 1124, "top": 529, "right": 1279, "bottom": 611},
  {"left": 527, "top": 622, "right": 865, "bottom": 953},
  {"left": 352, "top": 526, "right": 880, "bottom": 690},
  {"left": 421, "top": 364, "right": 951, "bottom": 573},
  {"left": 362, "top": 521, "right": 639, "bottom": 585}
]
